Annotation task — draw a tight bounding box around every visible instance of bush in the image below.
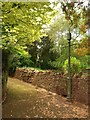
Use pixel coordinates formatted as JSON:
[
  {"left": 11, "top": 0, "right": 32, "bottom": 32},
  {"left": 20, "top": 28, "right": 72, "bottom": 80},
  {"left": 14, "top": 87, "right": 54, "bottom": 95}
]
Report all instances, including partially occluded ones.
[
  {"left": 50, "top": 61, "right": 63, "bottom": 70},
  {"left": 8, "top": 54, "right": 20, "bottom": 76},
  {"left": 19, "top": 54, "right": 34, "bottom": 67},
  {"left": 49, "top": 57, "right": 65, "bottom": 70},
  {"left": 63, "top": 57, "right": 81, "bottom": 76},
  {"left": 8, "top": 51, "right": 34, "bottom": 76},
  {"left": 79, "top": 55, "right": 88, "bottom": 71}
]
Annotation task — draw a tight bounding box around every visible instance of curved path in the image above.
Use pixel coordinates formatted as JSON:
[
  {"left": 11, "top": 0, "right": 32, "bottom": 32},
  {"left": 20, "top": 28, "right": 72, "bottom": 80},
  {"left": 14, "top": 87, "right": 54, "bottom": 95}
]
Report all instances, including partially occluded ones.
[{"left": 2, "top": 78, "right": 88, "bottom": 118}]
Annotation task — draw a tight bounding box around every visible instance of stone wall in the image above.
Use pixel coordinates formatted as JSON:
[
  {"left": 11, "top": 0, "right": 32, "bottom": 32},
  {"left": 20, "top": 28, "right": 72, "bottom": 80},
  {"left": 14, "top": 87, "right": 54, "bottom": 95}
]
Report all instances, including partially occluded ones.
[{"left": 14, "top": 68, "right": 88, "bottom": 105}]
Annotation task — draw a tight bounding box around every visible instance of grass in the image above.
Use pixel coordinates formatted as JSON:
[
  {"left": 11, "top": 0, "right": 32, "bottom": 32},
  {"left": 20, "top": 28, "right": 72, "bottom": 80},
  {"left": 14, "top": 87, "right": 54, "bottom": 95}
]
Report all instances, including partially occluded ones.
[{"left": 18, "top": 67, "right": 45, "bottom": 72}]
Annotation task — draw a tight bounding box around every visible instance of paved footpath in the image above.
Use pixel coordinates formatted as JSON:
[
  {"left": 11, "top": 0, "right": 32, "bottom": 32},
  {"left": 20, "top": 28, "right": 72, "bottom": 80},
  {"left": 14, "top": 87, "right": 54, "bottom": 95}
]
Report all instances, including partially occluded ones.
[{"left": 2, "top": 78, "right": 88, "bottom": 118}]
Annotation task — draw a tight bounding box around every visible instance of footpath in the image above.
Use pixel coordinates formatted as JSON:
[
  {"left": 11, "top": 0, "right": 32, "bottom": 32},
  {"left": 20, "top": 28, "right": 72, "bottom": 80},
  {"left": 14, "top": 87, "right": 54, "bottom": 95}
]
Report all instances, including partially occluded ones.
[{"left": 2, "top": 78, "right": 88, "bottom": 118}]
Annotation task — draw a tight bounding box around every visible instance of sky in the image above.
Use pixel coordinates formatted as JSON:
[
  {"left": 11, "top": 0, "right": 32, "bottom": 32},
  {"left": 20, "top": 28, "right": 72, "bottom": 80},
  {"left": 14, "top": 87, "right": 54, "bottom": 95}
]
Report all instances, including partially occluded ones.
[
  {"left": 49, "top": 0, "right": 89, "bottom": 7},
  {"left": 46, "top": 0, "right": 89, "bottom": 42}
]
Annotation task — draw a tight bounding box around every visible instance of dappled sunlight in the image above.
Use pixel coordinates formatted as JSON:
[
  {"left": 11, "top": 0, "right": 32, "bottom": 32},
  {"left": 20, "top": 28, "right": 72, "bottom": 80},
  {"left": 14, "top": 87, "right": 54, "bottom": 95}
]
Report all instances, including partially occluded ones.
[{"left": 2, "top": 2, "right": 89, "bottom": 118}]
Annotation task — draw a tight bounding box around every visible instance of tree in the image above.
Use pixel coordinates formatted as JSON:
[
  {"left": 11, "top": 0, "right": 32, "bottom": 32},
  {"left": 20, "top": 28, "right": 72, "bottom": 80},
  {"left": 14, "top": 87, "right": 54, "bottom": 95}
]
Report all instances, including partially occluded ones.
[
  {"left": 38, "top": 36, "right": 59, "bottom": 69},
  {"left": 1, "top": 2, "right": 56, "bottom": 100},
  {"left": 45, "top": 1, "right": 89, "bottom": 69},
  {"left": 27, "top": 36, "right": 59, "bottom": 69},
  {"left": 61, "top": 1, "right": 89, "bottom": 56},
  {"left": 27, "top": 41, "right": 38, "bottom": 67}
]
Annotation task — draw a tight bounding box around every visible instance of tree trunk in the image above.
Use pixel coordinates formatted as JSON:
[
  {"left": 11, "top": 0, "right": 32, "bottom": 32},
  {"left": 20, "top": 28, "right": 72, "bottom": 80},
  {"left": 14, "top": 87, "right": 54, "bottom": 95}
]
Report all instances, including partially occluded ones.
[
  {"left": 2, "top": 49, "right": 9, "bottom": 102},
  {"left": 2, "top": 70, "right": 8, "bottom": 102}
]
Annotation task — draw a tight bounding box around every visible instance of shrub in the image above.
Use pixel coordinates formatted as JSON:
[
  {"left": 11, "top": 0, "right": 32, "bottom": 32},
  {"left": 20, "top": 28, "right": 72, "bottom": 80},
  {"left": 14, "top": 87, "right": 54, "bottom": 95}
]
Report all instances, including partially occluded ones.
[
  {"left": 19, "top": 54, "right": 34, "bottom": 67},
  {"left": 49, "top": 57, "right": 65, "bottom": 70},
  {"left": 79, "top": 55, "right": 88, "bottom": 71},
  {"left": 63, "top": 57, "right": 81, "bottom": 76},
  {"left": 8, "top": 50, "right": 34, "bottom": 76},
  {"left": 8, "top": 54, "right": 20, "bottom": 76}
]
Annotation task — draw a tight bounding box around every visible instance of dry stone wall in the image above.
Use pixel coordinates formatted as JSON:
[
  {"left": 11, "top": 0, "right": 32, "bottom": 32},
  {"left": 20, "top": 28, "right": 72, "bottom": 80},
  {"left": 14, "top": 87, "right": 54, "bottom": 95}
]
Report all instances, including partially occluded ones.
[{"left": 14, "top": 68, "right": 88, "bottom": 105}]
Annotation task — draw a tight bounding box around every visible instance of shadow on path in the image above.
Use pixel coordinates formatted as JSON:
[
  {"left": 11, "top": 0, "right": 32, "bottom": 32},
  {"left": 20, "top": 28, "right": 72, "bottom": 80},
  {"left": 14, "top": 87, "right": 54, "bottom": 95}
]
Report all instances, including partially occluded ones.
[{"left": 2, "top": 77, "right": 88, "bottom": 118}]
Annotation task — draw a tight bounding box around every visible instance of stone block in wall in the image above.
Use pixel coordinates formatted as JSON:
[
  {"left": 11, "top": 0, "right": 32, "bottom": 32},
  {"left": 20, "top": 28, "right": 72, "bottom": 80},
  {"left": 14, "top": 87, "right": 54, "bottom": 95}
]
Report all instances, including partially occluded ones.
[{"left": 14, "top": 68, "right": 88, "bottom": 105}]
